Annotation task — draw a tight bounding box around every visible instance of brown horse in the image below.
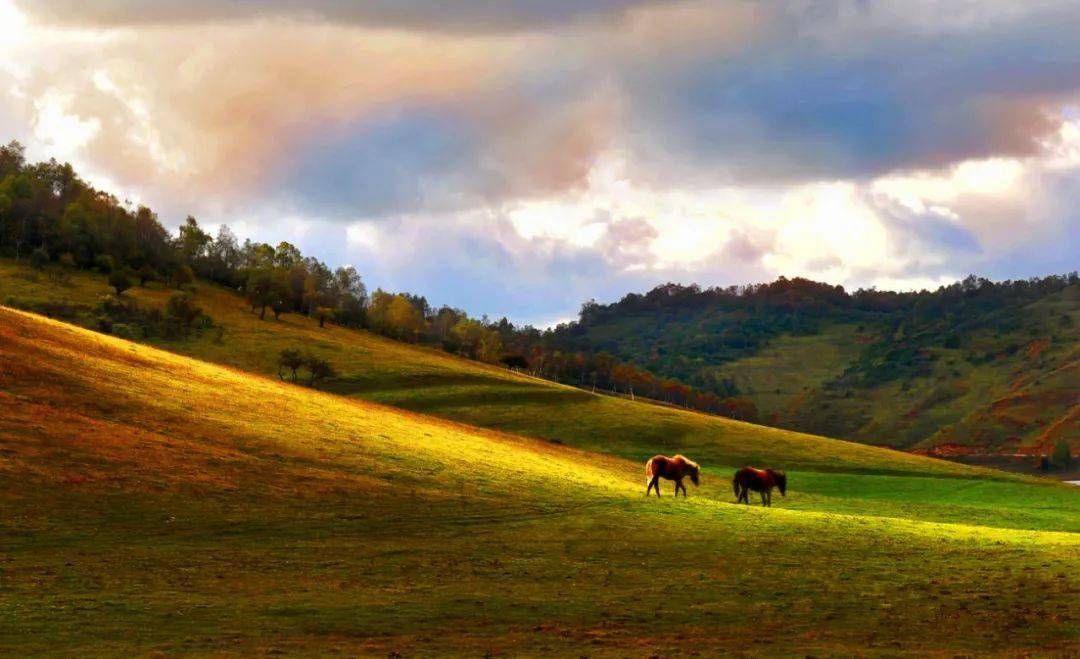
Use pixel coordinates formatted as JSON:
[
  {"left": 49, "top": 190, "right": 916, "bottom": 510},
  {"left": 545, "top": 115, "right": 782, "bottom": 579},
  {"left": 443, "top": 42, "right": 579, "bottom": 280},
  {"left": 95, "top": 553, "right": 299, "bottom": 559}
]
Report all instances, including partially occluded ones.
[
  {"left": 645, "top": 455, "right": 700, "bottom": 497},
  {"left": 732, "top": 467, "right": 786, "bottom": 506}
]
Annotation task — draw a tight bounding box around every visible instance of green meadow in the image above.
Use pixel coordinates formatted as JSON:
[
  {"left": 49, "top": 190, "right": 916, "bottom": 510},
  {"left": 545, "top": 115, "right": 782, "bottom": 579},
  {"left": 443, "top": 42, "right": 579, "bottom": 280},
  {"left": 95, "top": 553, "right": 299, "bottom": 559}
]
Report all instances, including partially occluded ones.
[{"left": 1, "top": 264, "right": 1079, "bottom": 654}]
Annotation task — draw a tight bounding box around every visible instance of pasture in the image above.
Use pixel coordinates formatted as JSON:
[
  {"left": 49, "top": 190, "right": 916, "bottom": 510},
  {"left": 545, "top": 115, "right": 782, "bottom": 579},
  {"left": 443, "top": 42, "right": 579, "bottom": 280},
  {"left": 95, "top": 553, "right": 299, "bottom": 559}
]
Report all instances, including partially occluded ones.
[{"left": 1, "top": 307, "right": 1078, "bottom": 655}]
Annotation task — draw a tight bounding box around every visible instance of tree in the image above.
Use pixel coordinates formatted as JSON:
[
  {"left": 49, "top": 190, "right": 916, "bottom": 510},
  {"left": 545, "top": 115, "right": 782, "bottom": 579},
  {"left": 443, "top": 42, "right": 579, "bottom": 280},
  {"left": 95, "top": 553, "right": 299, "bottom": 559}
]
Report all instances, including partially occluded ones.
[
  {"left": 171, "top": 263, "right": 196, "bottom": 289},
  {"left": 303, "top": 354, "right": 336, "bottom": 386},
  {"left": 277, "top": 349, "right": 304, "bottom": 382},
  {"left": 367, "top": 290, "right": 424, "bottom": 340},
  {"left": 54, "top": 252, "right": 76, "bottom": 282},
  {"left": 387, "top": 295, "right": 425, "bottom": 341},
  {"left": 108, "top": 267, "right": 134, "bottom": 296},
  {"left": 94, "top": 254, "right": 115, "bottom": 273},
  {"left": 177, "top": 216, "right": 211, "bottom": 264},
  {"left": 164, "top": 292, "right": 204, "bottom": 335},
  {"left": 0, "top": 140, "right": 27, "bottom": 179},
  {"left": 477, "top": 329, "right": 503, "bottom": 363},
  {"left": 449, "top": 318, "right": 488, "bottom": 358},
  {"left": 1052, "top": 438, "right": 1073, "bottom": 471},
  {"left": 333, "top": 266, "right": 367, "bottom": 326},
  {"left": 137, "top": 263, "right": 159, "bottom": 285},
  {"left": 246, "top": 268, "right": 289, "bottom": 320},
  {"left": 273, "top": 241, "right": 303, "bottom": 269}
]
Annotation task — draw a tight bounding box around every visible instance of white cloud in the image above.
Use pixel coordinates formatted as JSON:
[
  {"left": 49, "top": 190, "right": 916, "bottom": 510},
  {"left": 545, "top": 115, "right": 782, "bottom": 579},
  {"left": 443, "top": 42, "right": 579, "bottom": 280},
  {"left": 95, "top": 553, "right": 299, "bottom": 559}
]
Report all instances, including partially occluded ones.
[{"left": 32, "top": 90, "right": 100, "bottom": 155}]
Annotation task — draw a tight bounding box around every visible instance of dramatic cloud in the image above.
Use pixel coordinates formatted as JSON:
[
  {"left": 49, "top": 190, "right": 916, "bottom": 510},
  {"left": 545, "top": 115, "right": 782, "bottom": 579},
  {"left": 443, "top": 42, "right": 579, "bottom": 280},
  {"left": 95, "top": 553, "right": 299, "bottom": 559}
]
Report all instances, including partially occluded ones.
[
  {"left": 15, "top": 0, "right": 674, "bottom": 33},
  {"left": 1, "top": 0, "right": 1078, "bottom": 323}
]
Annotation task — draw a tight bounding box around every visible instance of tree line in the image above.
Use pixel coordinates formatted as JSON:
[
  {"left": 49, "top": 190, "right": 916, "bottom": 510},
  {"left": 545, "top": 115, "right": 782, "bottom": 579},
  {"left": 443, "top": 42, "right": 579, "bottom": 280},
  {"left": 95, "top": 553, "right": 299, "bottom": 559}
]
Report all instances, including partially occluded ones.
[
  {"left": 1, "top": 141, "right": 753, "bottom": 418},
  {"left": 0, "top": 141, "right": 369, "bottom": 328},
  {"left": 546, "top": 273, "right": 1079, "bottom": 395}
]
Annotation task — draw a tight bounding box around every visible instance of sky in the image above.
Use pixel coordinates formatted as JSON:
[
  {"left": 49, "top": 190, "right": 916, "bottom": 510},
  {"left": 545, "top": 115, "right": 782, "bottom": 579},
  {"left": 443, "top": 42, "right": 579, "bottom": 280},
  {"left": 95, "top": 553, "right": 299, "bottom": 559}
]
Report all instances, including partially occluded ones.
[{"left": 1, "top": 1, "right": 1078, "bottom": 326}]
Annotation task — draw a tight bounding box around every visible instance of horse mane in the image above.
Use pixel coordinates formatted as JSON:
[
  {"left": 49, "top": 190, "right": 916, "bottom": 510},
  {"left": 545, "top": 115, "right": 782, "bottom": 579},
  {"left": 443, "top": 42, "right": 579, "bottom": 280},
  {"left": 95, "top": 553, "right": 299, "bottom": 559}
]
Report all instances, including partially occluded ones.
[{"left": 673, "top": 454, "right": 699, "bottom": 471}]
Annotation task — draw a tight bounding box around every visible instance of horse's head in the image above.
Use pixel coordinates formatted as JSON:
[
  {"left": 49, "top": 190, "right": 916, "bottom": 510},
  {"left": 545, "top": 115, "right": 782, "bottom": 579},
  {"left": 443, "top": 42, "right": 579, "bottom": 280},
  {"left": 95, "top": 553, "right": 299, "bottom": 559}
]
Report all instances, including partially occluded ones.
[
  {"left": 773, "top": 471, "right": 787, "bottom": 496},
  {"left": 689, "top": 463, "right": 700, "bottom": 486}
]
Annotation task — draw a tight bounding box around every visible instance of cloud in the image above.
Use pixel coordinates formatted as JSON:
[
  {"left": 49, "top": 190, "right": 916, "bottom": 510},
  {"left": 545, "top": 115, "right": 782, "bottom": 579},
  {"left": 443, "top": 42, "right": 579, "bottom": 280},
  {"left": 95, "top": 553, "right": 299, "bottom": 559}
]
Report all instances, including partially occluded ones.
[
  {"left": 11, "top": 0, "right": 1078, "bottom": 214},
  {"left": 15, "top": 0, "right": 674, "bottom": 33},
  {"left": 620, "top": 2, "right": 1080, "bottom": 187},
  {"left": 2, "top": 0, "right": 1078, "bottom": 323}
]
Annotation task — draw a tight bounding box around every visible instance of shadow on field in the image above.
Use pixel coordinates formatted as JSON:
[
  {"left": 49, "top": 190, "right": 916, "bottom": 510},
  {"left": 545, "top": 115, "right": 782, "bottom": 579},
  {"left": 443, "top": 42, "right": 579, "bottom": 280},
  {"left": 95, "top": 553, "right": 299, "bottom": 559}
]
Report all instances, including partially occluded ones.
[
  {"left": 326, "top": 372, "right": 531, "bottom": 395},
  {"left": 386, "top": 387, "right": 596, "bottom": 412}
]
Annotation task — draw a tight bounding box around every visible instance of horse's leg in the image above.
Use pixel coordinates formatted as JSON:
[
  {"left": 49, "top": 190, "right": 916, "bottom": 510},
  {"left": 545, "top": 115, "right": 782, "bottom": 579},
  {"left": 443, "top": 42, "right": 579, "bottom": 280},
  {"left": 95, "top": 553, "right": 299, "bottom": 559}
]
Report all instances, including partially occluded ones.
[
  {"left": 649, "top": 475, "right": 661, "bottom": 497},
  {"left": 676, "top": 479, "right": 684, "bottom": 497},
  {"left": 760, "top": 491, "right": 766, "bottom": 506}
]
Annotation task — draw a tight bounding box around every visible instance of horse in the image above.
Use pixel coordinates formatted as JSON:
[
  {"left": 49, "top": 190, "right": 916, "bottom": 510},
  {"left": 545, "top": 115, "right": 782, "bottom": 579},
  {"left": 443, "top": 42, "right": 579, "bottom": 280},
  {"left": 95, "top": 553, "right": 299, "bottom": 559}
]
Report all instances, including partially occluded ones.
[
  {"left": 645, "top": 454, "right": 700, "bottom": 497},
  {"left": 732, "top": 467, "right": 786, "bottom": 506}
]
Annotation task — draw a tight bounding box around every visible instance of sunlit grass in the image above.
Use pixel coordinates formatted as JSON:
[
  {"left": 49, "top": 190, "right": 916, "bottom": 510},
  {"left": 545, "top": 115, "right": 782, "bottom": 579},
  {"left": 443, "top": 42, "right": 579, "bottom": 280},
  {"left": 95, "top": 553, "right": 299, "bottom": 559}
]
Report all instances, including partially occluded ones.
[{"left": 1, "top": 307, "right": 1079, "bottom": 654}]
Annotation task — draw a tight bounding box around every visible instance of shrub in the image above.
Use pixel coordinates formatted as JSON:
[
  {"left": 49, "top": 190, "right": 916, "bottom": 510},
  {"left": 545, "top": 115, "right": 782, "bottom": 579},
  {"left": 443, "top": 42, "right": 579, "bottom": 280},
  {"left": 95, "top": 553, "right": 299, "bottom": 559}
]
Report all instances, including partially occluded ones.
[
  {"left": 48, "top": 252, "right": 76, "bottom": 283},
  {"left": 109, "top": 268, "right": 135, "bottom": 296},
  {"left": 304, "top": 355, "right": 336, "bottom": 386},
  {"left": 94, "top": 254, "right": 116, "bottom": 274},
  {"left": 137, "top": 264, "right": 159, "bottom": 285},
  {"left": 29, "top": 246, "right": 49, "bottom": 270},
  {"left": 164, "top": 292, "right": 204, "bottom": 335},
  {"left": 172, "top": 263, "right": 196, "bottom": 290}
]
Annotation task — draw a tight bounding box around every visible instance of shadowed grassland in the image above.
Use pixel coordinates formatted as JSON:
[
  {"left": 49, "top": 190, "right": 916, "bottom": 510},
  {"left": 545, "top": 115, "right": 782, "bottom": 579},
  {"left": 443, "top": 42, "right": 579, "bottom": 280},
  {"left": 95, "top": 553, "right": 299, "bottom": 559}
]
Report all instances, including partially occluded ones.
[
  {"left": 1, "top": 308, "right": 1078, "bottom": 655},
  {"left": 713, "top": 323, "right": 864, "bottom": 420}
]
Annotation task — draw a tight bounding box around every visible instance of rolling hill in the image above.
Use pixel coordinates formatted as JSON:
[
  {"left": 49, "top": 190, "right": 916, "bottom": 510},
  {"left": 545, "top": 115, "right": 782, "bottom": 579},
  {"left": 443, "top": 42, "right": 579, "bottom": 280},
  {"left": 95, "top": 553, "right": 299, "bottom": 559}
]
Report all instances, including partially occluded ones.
[
  {"left": 552, "top": 277, "right": 1079, "bottom": 454},
  {"left": 4, "top": 257, "right": 1077, "bottom": 530},
  {"left": 1, "top": 305, "right": 1079, "bottom": 655}
]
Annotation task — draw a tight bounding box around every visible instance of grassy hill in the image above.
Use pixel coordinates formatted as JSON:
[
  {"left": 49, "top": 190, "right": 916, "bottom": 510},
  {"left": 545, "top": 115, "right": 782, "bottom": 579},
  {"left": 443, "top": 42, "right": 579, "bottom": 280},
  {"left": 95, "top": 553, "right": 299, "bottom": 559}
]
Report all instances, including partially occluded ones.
[
  {"left": 2, "top": 306, "right": 1079, "bottom": 655},
  {"left": 555, "top": 278, "right": 1079, "bottom": 454},
  {"left": 5, "top": 258, "right": 1078, "bottom": 529}
]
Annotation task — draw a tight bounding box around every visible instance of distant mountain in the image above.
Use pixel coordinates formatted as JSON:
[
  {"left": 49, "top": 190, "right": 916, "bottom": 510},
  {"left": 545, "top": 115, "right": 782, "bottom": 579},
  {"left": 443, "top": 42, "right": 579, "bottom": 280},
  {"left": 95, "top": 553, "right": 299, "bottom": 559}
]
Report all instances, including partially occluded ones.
[{"left": 548, "top": 275, "right": 1079, "bottom": 454}]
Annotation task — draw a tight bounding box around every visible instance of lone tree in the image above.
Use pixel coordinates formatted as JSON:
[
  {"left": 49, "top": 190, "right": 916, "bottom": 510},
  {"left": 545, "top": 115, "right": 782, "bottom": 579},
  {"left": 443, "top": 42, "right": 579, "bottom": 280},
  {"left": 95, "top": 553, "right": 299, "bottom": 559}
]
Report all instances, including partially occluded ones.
[
  {"left": 109, "top": 268, "right": 135, "bottom": 296},
  {"left": 277, "top": 349, "right": 304, "bottom": 382},
  {"left": 304, "top": 354, "right": 336, "bottom": 387}
]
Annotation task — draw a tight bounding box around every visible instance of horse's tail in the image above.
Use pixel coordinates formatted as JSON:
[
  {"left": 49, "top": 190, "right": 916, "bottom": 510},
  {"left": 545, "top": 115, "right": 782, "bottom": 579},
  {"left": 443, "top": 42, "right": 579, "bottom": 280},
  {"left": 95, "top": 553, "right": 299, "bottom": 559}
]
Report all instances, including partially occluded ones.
[
  {"left": 645, "top": 457, "right": 655, "bottom": 482},
  {"left": 732, "top": 472, "right": 740, "bottom": 497}
]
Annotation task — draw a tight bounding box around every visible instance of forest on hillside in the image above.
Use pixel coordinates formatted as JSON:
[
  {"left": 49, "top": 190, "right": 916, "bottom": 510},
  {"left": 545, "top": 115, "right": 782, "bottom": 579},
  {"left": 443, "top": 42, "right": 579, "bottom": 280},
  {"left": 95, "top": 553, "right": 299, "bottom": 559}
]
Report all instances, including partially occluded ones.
[{"left": 552, "top": 275, "right": 1077, "bottom": 391}]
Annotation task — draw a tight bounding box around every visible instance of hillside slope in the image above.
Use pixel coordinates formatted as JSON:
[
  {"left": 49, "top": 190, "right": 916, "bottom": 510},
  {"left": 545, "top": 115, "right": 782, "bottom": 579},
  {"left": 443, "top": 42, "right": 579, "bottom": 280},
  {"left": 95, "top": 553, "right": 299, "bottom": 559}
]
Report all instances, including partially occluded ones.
[
  {"left": 1, "top": 307, "right": 1078, "bottom": 655},
  {"left": 8, "top": 259, "right": 1078, "bottom": 530},
  {"left": 555, "top": 278, "right": 1080, "bottom": 452}
]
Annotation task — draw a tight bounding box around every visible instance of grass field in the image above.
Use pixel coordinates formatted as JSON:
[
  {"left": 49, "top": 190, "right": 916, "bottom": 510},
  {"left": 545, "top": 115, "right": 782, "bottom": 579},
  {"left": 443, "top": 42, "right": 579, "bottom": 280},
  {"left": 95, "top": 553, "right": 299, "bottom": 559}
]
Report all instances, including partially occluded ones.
[
  {"left": 1, "top": 261, "right": 1076, "bottom": 529},
  {"left": 2, "top": 302, "right": 1079, "bottom": 654}
]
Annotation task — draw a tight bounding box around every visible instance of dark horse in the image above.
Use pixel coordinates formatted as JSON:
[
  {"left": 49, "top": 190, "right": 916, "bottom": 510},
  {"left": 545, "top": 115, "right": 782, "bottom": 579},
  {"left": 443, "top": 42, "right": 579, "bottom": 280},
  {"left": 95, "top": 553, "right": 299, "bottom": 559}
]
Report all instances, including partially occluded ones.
[
  {"left": 733, "top": 467, "right": 786, "bottom": 506},
  {"left": 645, "top": 455, "right": 700, "bottom": 497}
]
